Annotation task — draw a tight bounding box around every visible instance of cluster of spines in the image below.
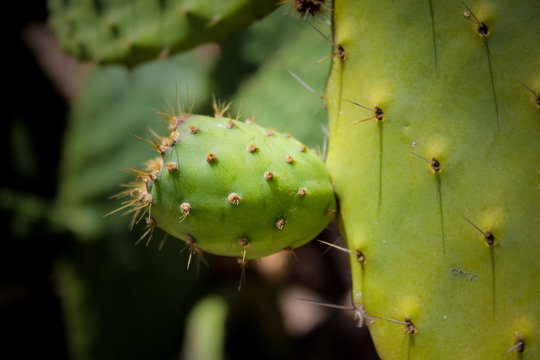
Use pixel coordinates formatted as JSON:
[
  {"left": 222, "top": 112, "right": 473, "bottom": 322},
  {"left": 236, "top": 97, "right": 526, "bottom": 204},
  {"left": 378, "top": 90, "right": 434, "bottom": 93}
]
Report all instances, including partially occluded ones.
[
  {"left": 108, "top": 103, "right": 196, "bottom": 256},
  {"left": 280, "top": 0, "right": 327, "bottom": 18}
]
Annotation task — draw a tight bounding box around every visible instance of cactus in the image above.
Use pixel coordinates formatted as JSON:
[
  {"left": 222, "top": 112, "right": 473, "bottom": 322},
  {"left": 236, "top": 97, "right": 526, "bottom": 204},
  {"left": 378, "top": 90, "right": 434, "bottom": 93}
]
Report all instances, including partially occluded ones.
[
  {"left": 48, "top": 0, "right": 278, "bottom": 65},
  {"left": 325, "top": 0, "right": 540, "bottom": 358},
  {"left": 116, "top": 108, "right": 336, "bottom": 264}
]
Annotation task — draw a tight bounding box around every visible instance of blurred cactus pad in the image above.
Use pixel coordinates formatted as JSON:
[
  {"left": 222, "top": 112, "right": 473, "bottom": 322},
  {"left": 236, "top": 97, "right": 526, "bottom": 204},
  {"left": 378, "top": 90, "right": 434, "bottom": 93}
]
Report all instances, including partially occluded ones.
[
  {"left": 325, "top": 0, "right": 539, "bottom": 358},
  {"left": 48, "top": 0, "right": 278, "bottom": 65}
]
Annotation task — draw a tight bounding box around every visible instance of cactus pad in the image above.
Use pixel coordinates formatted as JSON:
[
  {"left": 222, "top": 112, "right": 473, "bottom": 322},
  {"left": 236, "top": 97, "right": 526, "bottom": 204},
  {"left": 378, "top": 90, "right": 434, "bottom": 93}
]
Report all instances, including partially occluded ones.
[
  {"left": 116, "top": 110, "right": 336, "bottom": 261},
  {"left": 325, "top": 0, "right": 540, "bottom": 358}
]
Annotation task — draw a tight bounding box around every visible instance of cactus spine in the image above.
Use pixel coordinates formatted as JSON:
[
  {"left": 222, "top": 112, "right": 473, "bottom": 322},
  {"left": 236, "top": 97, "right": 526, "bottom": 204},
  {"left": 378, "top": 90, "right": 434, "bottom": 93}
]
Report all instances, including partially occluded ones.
[{"left": 325, "top": 0, "right": 540, "bottom": 358}]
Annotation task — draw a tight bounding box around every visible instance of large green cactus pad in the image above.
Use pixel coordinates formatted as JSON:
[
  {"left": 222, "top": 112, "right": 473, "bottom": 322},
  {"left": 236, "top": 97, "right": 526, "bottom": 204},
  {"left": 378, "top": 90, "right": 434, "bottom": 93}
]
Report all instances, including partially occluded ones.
[
  {"left": 48, "top": 0, "right": 278, "bottom": 66},
  {"left": 325, "top": 0, "right": 540, "bottom": 358}
]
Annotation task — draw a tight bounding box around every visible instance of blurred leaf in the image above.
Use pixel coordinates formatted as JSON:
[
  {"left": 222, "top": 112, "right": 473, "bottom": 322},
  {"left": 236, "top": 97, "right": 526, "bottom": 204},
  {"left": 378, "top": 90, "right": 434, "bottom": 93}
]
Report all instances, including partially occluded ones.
[{"left": 182, "top": 295, "right": 228, "bottom": 360}]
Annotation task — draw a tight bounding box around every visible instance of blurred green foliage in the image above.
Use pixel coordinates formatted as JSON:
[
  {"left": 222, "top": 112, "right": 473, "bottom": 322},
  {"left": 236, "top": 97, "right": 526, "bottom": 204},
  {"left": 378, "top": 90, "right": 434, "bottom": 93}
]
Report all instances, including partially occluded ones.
[
  {"left": 182, "top": 295, "right": 228, "bottom": 360},
  {"left": 48, "top": 0, "right": 278, "bottom": 65}
]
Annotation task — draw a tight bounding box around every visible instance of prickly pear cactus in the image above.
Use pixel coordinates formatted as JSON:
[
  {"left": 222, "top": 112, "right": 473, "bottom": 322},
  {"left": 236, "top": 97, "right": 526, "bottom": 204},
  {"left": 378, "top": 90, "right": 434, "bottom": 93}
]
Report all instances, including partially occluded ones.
[
  {"left": 48, "top": 0, "right": 277, "bottom": 65},
  {"left": 325, "top": 0, "right": 540, "bottom": 358},
  {"left": 115, "top": 108, "right": 336, "bottom": 262}
]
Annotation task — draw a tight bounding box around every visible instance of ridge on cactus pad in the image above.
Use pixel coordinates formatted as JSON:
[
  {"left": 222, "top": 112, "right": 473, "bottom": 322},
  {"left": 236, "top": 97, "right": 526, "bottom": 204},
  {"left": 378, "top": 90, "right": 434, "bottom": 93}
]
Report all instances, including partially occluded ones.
[{"left": 112, "top": 107, "right": 336, "bottom": 261}]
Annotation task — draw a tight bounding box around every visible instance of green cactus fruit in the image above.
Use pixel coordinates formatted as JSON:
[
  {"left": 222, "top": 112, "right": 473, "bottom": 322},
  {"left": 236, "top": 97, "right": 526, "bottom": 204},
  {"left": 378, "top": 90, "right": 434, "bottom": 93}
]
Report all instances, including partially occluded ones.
[
  {"left": 116, "top": 108, "right": 336, "bottom": 262},
  {"left": 325, "top": 0, "right": 539, "bottom": 358},
  {"left": 48, "top": 0, "right": 278, "bottom": 66}
]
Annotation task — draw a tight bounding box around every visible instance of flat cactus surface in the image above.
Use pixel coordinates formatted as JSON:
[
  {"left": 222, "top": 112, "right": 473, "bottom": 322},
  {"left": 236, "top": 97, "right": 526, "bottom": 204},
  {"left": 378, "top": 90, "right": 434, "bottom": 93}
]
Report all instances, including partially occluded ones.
[{"left": 325, "top": 0, "right": 540, "bottom": 358}]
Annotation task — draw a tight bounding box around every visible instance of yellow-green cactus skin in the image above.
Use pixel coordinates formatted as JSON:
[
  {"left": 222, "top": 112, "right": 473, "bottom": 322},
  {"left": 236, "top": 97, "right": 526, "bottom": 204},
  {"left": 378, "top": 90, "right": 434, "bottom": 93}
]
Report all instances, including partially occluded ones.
[{"left": 325, "top": 0, "right": 540, "bottom": 358}]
